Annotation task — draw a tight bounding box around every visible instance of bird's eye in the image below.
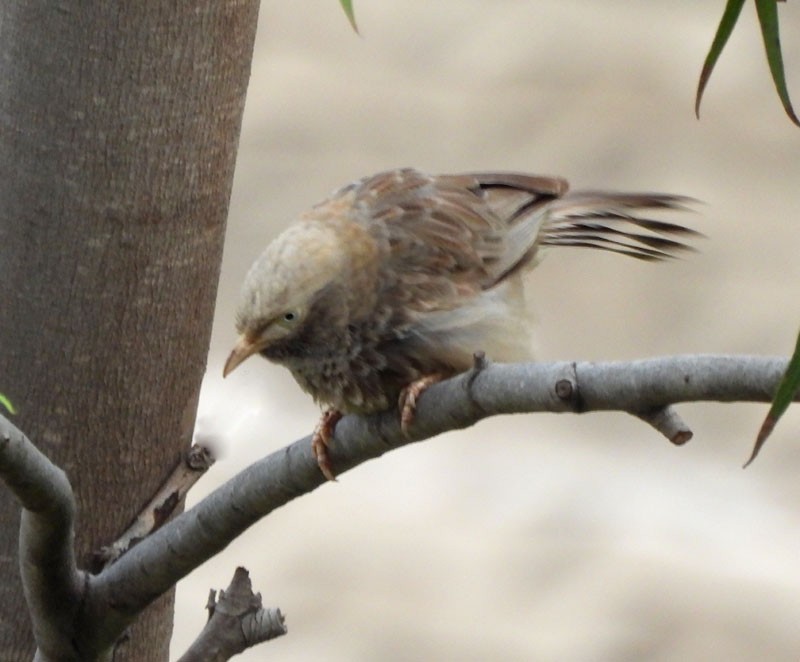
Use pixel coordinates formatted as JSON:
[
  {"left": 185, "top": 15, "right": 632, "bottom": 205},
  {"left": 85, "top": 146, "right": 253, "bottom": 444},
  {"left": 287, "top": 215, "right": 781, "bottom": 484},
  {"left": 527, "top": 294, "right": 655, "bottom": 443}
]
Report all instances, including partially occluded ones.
[{"left": 282, "top": 312, "right": 297, "bottom": 323}]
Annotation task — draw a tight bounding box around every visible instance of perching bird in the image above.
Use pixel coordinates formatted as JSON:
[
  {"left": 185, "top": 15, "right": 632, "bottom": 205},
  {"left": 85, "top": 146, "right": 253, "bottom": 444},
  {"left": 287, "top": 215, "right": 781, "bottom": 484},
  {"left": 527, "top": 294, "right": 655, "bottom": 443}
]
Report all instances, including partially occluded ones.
[{"left": 224, "top": 168, "right": 697, "bottom": 480}]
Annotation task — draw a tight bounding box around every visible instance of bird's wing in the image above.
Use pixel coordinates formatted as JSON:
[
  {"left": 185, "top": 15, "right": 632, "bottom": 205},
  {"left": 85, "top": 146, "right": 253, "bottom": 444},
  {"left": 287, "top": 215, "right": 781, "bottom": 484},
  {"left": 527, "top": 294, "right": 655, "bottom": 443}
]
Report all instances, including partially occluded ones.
[{"left": 340, "top": 169, "right": 567, "bottom": 312}]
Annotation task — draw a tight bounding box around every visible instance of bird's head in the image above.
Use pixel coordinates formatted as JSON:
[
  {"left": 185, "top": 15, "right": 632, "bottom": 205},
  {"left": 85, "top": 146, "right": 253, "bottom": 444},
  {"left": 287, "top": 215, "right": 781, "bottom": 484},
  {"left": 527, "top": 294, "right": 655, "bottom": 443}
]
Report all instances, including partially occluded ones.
[{"left": 223, "top": 222, "right": 347, "bottom": 377}]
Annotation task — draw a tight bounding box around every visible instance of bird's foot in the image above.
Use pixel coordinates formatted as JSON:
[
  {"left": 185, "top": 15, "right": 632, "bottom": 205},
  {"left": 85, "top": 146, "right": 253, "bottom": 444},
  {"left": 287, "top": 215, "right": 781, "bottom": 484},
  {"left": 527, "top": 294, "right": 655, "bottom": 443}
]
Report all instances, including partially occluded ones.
[
  {"left": 311, "top": 408, "right": 343, "bottom": 481},
  {"left": 398, "top": 373, "right": 445, "bottom": 435}
]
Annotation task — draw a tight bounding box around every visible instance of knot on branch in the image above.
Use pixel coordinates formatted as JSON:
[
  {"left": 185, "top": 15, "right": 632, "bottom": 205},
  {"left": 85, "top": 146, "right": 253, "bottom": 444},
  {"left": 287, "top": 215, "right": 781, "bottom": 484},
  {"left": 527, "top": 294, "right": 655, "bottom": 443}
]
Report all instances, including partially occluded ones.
[
  {"left": 553, "top": 362, "right": 583, "bottom": 412},
  {"left": 555, "top": 378, "right": 574, "bottom": 401}
]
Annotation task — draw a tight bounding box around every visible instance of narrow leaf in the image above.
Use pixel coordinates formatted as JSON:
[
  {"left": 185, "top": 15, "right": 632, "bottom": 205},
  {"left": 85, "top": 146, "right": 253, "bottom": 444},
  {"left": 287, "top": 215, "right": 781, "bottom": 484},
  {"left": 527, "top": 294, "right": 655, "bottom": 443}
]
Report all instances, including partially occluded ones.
[
  {"left": 696, "top": 0, "right": 747, "bottom": 118},
  {"left": 339, "top": 0, "right": 358, "bottom": 34},
  {"left": 754, "top": 0, "right": 800, "bottom": 126},
  {"left": 0, "top": 393, "right": 16, "bottom": 415},
  {"left": 745, "top": 328, "right": 800, "bottom": 467}
]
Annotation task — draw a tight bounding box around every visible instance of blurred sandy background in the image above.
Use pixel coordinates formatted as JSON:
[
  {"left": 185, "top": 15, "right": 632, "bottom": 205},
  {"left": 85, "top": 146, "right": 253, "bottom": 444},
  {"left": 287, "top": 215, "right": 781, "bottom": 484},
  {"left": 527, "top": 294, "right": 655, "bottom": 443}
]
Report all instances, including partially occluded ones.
[{"left": 171, "top": 2, "right": 800, "bottom": 660}]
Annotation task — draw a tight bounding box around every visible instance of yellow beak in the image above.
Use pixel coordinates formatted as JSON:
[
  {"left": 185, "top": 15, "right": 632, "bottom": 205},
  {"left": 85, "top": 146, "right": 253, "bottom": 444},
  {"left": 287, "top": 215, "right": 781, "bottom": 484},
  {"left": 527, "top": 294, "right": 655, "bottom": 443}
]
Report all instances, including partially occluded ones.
[{"left": 223, "top": 335, "right": 261, "bottom": 377}]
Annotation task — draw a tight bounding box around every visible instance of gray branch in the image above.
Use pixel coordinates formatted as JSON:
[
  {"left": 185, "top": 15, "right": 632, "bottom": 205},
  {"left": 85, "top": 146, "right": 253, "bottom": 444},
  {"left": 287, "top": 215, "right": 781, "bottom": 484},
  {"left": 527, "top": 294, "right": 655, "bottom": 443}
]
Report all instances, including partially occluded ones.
[
  {"left": 91, "top": 355, "right": 790, "bottom": 622},
  {"left": 92, "top": 444, "right": 216, "bottom": 572},
  {"left": 177, "top": 567, "right": 286, "bottom": 662},
  {"left": 0, "top": 416, "right": 85, "bottom": 661},
  {"left": 0, "top": 354, "right": 792, "bottom": 659}
]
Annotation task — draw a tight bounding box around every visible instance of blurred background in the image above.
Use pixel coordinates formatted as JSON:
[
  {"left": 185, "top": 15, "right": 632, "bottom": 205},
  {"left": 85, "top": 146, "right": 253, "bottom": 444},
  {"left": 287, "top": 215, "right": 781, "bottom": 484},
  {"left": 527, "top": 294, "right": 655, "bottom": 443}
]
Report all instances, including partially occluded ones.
[{"left": 172, "top": 1, "right": 800, "bottom": 659}]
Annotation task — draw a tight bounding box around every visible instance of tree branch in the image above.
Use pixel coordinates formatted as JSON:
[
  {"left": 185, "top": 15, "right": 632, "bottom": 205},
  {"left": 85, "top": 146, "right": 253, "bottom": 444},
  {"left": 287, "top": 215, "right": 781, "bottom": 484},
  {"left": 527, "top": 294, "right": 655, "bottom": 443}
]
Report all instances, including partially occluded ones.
[
  {"left": 176, "top": 567, "right": 286, "bottom": 662},
  {"left": 91, "top": 444, "right": 216, "bottom": 572},
  {"left": 2, "top": 355, "right": 791, "bottom": 657},
  {"left": 90, "top": 354, "right": 791, "bottom": 628},
  {"left": 0, "top": 415, "right": 84, "bottom": 660}
]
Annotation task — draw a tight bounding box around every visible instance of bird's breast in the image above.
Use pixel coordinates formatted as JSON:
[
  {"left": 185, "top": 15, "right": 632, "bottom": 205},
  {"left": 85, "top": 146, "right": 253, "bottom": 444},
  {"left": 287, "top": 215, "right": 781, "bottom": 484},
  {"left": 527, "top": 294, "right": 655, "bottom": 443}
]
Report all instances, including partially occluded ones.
[{"left": 286, "top": 351, "right": 391, "bottom": 414}]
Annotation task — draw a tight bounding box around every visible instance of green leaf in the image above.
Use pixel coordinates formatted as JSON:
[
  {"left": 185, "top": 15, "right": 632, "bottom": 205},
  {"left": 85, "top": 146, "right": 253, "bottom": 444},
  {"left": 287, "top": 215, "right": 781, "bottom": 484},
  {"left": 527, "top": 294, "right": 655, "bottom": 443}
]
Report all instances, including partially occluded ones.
[
  {"left": 0, "top": 393, "right": 16, "bottom": 415},
  {"left": 754, "top": 0, "right": 800, "bottom": 126},
  {"left": 339, "top": 0, "right": 358, "bottom": 33},
  {"left": 745, "top": 328, "right": 800, "bottom": 467},
  {"left": 696, "top": 0, "right": 746, "bottom": 119}
]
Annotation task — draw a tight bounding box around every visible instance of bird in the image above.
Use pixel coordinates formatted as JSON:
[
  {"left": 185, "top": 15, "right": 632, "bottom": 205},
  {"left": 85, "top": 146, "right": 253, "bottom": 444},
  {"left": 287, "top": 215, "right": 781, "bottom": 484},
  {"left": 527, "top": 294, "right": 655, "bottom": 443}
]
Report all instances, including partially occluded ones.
[{"left": 223, "top": 168, "right": 698, "bottom": 480}]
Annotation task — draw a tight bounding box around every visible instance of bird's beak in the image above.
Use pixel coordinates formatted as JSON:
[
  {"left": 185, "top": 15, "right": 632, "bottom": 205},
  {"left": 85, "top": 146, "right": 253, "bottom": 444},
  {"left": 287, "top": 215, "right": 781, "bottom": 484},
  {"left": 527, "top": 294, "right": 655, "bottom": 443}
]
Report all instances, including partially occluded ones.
[{"left": 223, "top": 335, "right": 261, "bottom": 377}]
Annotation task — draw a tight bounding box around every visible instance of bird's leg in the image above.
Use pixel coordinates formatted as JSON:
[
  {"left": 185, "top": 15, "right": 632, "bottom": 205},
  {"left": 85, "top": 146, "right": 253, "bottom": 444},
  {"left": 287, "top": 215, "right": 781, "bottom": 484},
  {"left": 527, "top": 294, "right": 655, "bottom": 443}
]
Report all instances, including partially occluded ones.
[
  {"left": 311, "top": 408, "right": 343, "bottom": 482},
  {"left": 398, "top": 373, "right": 445, "bottom": 435}
]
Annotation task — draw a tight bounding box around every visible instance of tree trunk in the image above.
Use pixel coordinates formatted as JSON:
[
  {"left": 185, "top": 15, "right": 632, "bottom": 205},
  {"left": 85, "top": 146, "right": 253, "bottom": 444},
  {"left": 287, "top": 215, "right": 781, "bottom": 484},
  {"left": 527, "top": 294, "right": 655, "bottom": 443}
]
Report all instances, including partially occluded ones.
[{"left": 0, "top": 2, "right": 259, "bottom": 659}]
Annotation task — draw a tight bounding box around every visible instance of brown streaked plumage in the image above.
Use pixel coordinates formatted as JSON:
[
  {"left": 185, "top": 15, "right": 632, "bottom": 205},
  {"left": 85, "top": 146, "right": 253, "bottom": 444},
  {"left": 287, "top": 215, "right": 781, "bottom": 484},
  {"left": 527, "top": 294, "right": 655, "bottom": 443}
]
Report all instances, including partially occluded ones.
[{"left": 224, "top": 168, "right": 698, "bottom": 479}]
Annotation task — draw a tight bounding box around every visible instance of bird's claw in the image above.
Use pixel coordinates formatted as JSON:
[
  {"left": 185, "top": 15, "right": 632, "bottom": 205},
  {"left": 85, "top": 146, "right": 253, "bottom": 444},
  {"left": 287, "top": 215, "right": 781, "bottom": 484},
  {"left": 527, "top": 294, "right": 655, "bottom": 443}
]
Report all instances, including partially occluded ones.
[
  {"left": 311, "top": 409, "right": 343, "bottom": 482},
  {"left": 398, "top": 373, "right": 444, "bottom": 435}
]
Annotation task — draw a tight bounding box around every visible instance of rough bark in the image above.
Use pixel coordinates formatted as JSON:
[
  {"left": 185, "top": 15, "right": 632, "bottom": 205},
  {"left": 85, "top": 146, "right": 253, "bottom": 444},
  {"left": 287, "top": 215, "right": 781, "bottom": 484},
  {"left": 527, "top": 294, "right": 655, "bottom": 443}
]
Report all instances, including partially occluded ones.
[{"left": 0, "top": 2, "right": 260, "bottom": 659}]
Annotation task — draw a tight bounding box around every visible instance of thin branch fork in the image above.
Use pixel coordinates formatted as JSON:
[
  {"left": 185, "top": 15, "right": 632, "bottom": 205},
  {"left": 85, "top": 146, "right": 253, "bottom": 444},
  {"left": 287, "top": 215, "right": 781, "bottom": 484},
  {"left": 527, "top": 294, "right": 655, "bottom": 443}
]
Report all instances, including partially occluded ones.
[
  {"left": 0, "top": 354, "right": 793, "bottom": 659},
  {"left": 0, "top": 418, "right": 280, "bottom": 660}
]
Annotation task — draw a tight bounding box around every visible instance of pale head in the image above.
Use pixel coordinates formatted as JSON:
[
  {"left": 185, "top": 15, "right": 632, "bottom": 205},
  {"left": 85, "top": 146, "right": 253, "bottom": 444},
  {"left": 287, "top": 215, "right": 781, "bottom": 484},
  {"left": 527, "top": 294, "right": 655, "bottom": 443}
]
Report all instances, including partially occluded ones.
[{"left": 223, "top": 221, "right": 347, "bottom": 377}]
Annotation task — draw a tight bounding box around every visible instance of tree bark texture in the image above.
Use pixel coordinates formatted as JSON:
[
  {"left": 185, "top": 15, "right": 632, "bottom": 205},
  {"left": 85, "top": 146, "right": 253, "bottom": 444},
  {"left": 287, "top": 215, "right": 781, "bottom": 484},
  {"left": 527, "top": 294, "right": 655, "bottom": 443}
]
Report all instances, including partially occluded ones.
[{"left": 0, "top": 2, "right": 260, "bottom": 659}]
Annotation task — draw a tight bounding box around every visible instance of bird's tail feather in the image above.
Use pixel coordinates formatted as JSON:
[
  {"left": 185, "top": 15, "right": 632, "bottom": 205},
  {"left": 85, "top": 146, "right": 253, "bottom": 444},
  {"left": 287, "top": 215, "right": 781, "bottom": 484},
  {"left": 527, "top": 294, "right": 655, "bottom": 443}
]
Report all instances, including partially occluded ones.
[{"left": 541, "top": 192, "right": 701, "bottom": 261}]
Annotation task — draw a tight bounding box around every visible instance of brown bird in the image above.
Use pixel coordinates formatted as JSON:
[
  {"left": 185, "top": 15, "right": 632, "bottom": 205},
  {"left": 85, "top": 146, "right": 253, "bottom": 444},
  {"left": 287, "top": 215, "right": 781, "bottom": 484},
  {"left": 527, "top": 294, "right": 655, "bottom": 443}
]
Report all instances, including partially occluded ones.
[{"left": 223, "top": 168, "right": 697, "bottom": 480}]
